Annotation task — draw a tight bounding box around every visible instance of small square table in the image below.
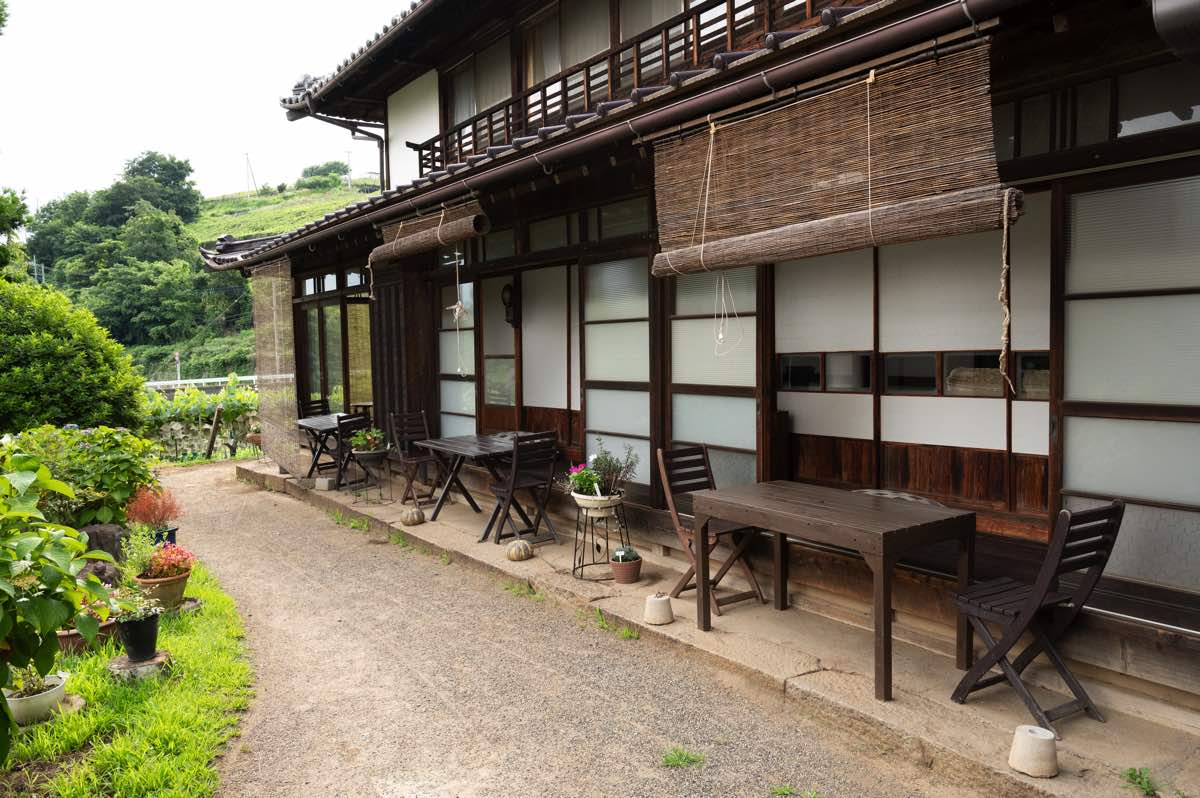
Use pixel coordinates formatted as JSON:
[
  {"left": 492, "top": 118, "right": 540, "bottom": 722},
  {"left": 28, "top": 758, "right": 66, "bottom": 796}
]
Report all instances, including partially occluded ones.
[
  {"left": 691, "top": 481, "right": 976, "bottom": 701},
  {"left": 417, "top": 433, "right": 534, "bottom": 532},
  {"left": 297, "top": 413, "right": 345, "bottom": 479}
]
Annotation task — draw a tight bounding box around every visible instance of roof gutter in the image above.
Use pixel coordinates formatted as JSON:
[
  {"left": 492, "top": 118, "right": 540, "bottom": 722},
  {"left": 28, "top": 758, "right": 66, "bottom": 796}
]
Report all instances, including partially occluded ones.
[{"left": 225, "top": 0, "right": 1030, "bottom": 271}]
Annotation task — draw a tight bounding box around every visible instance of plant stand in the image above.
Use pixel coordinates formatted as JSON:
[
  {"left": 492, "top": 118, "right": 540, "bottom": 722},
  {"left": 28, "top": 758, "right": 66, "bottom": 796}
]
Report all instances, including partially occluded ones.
[
  {"left": 351, "top": 450, "right": 394, "bottom": 506},
  {"left": 572, "top": 502, "right": 631, "bottom": 579},
  {"left": 108, "top": 651, "right": 173, "bottom": 682}
]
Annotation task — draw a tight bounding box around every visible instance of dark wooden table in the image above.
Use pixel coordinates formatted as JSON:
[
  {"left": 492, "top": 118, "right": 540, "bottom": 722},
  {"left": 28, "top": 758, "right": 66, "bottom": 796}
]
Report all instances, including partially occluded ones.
[
  {"left": 297, "top": 413, "right": 345, "bottom": 478},
  {"left": 417, "top": 433, "right": 534, "bottom": 531},
  {"left": 691, "top": 481, "right": 976, "bottom": 701}
]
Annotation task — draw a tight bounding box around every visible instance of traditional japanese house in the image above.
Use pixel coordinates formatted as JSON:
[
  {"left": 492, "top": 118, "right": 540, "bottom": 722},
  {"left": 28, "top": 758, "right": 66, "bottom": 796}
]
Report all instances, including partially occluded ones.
[{"left": 203, "top": 0, "right": 1200, "bottom": 721}]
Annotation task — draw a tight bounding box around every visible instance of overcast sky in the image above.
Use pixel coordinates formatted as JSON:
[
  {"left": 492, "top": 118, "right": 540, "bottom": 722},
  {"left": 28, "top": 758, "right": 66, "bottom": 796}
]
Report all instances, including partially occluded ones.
[{"left": 0, "top": 0, "right": 403, "bottom": 212}]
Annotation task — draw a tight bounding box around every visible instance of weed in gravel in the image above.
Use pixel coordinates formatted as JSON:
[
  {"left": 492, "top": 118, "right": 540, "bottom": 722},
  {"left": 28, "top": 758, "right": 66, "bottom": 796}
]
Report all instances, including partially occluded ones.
[
  {"left": 439, "top": 551, "right": 453, "bottom": 566},
  {"left": 661, "top": 747, "right": 705, "bottom": 768},
  {"left": 503, "top": 580, "right": 544, "bottom": 601},
  {"left": 389, "top": 531, "right": 410, "bottom": 548},
  {"left": 769, "top": 789, "right": 796, "bottom": 796},
  {"left": 1123, "top": 768, "right": 1160, "bottom": 796},
  {"left": 327, "top": 510, "right": 368, "bottom": 531},
  {"left": 592, "top": 608, "right": 639, "bottom": 640}
]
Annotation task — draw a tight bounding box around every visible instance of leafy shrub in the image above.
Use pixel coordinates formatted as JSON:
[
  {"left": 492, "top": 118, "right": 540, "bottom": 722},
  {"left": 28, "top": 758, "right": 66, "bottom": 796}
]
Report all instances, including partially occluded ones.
[
  {"left": 124, "top": 485, "right": 181, "bottom": 530},
  {"left": 0, "top": 281, "right": 145, "bottom": 432},
  {"left": 144, "top": 376, "right": 259, "bottom": 459},
  {"left": 0, "top": 451, "right": 114, "bottom": 760},
  {"left": 276, "top": 182, "right": 288, "bottom": 193},
  {"left": 119, "top": 524, "right": 158, "bottom": 588},
  {"left": 301, "top": 160, "right": 349, "bottom": 178},
  {"left": 2, "top": 425, "right": 158, "bottom": 525},
  {"left": 294, "top": 174, "right": 341, "bottom": 191}
]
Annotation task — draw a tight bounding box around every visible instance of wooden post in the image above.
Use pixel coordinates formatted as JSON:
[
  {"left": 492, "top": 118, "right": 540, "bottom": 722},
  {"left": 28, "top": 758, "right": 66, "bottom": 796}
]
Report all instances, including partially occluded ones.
[{"left": 205, "top": 403, "right": 223, "bottom": 459}]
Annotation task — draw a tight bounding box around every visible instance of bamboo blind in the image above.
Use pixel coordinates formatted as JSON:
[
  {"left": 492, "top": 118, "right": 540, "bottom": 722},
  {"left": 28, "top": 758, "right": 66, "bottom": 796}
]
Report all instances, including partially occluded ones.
[
  {"left": 652, "top": 43, "right": 1015, "bottom": 276},
  {"left": 249, "top": 259, "right": 308, "bottom": 477},
  {"left": 372, "top": 200, "right": 490, "bottom": 268}
]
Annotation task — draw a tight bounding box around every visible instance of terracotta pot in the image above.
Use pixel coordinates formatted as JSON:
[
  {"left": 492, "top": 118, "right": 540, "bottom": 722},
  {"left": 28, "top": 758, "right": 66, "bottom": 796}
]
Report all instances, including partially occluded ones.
[
  {"left": 134, "top": 570, "right": 191, "bottom": 612},
  {"left": 57, "top": 619, "right": 118, "bottom": 655},
  {"left": 117, "top": 615, "right": 160, "bottom": 662},
  {"left": 4, "top": 672, "right": 68, "bottom": 726},
  {"left": 610, "top": 556, "right": 642, "bottom": 584},
  {"left": 246, "top": 432, "right": 262, "bottom": 447}
]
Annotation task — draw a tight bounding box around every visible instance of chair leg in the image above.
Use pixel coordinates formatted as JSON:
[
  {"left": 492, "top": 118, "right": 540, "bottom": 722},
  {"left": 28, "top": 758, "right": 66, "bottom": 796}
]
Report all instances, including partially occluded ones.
[
  {"left": 480, "top": 499, "right": 503, "bottom": 543},
  {"left": 956, "top": 617, "right": 1061, "bottom": 738},
  {"left": 1030, "top": 620, "right": 1105, "bottom": 724},
  {"left": 399, "top": 464, "right": 418, "bottom": 506},
  {"left": 671, "top": 565, "right": 696, "bottom": 599}
]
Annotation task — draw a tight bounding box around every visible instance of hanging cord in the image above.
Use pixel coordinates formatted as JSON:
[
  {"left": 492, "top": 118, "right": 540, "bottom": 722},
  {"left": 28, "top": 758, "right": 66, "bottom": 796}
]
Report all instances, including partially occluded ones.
[
  {"left": 997, "top": 188, "right": 1017, "bottom": 395},
  {"left": 437, "top": 208, "right": 469, "bottom": 377},
  {"left": 865, "top": 69, "right": 877, "bottom": 245}
]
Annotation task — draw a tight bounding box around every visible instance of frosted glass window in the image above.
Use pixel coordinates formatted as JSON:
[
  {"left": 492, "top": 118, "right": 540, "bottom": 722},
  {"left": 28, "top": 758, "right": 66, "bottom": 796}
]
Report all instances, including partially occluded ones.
[
  {"left": 600, "top": 197, "right": 649, "bottom": 238},
  {"left": 585, "top": 389, "right": 649, "bottom": 437},
  {"left": 475, "top": 36, "right": 512, "bottom": 112},
  {"left": 884, "top": 354, "right": 936, "bottom": 395},
  {"left": 671, "top": 317, "right": 755, "bottom": 386},
  {"left": 620, "top": 0, "right": 682, "bottom": 39},
  {"left": 1064, "top": 417, "right": 1200, "bottom": 506},
  {"left": 1118, "top": 61, "right": 1200, "bottom": 138},
  {"left": 586, "top": 434, "right": 652, "bottom": 484},
  {"left": 525, "top": 15, "right": 562, "bottom": 86},
  {"left": 943, "top": 352, "right": 1004, "bottom": 398},
  {"left": 585, "top": 259, "right": 648, "bottom": 320},
  {"left": 484, "top": 230, "right": 515, "bottom": 260},
  {"left": 826, "top": 353, "right": 872, "bottom": 392},
  {"left": 439, "top": 330, "right": 475, "bottom": 376},
  {"left": 992, "top": 101, "right": 1015, "bottom": 161},
  {"left": 775, "top": 250, "right": 873, "bottom": 352},
  {"left": 570, "top": 264, "right": 581, "bottom": 410},
  {"left": 707, "top": 448, "right": 757, "bottom": 488},
  {"left": 482, "top": 278, "right": 514, "bottom": 356},
  {"left": 675, "top": 268, "right": 756, "bottom": 315},
  {"left": 451, "top": 64, "right": 475, "bottom": 125},
  {"left": 1067, "top": 497, "right": 1200, "bottom": 594},
  {"left": 1017, "top": 352, "right": 1049, "bottom": 400},
  {"left": 585, "top": 322, "right": 649, "bottom": 381},
  {"left": 1011, "top": 401, "right": 1048, "bottom": 456},
  {"left": 1020, "top": 94, "right": 1051, "bottom": 156},
  {"left": 440, "top": 380, "right": 475, "bottom": 415},
  {"left": 672, "top": 394, "right": 756, "bottom": 450},
  {"left": 521, "top": 266, "right": 568, "bottom": 409},
  {"left": 440, "top": 283, "right": 474, "bottom": 328},
  {"left": 484, "top": 359, "right": 516, "bottom": 406},
  {"left": 440, "top": 413, "right": 476, "bottom": 438},
  {"left": 1067, "top": 176, "right": 1200, "bottom": 293},
  {"left": 562, "top": 0, "right": 610, "bottom": 66},
  {"left": 1075, "top": 79, "right": 1111, "bottom": 146},
  {"left": 1066, "top": 295, "right": 1200, "bottom": 405},
  {"left": 779, "top": 354, "right": 820, "bottom": 391},
  {"left": 529, "top": 216, "right": 568, "bottom": 251}
]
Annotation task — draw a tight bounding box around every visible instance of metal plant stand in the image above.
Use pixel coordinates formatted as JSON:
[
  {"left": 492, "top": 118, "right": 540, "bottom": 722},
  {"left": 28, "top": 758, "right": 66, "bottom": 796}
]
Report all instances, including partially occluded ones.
[
  {"left": 351, "top": 450, "right": 394, "bottom": 506},
  {"left": 572, "top": 502, "right": 631, "bottom": 579}
]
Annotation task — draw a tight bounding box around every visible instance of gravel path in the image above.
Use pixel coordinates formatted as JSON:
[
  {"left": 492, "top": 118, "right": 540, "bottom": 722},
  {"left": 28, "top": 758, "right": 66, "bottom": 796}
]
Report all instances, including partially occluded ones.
[{"left": 167, "top": 463, "right": 988, "bottom": 798}]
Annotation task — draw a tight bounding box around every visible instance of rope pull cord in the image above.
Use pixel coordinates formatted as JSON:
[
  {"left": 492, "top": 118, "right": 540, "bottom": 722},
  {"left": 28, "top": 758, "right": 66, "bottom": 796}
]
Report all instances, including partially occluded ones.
[
  {"left": 438, "top": 207, "right": 469, "bottom": 377},
  {"left": 865, "top": 68, "right": 877, "bottom": 246},
  {"left": 997, "top": 188, "right": 1017, "bottom": 396}
]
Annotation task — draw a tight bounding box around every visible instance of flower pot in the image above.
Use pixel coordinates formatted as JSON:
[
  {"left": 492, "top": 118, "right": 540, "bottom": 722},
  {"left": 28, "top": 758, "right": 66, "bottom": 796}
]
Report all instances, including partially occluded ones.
[
  {"left": 57, "top": 619, "right": 118, "bottom": 655},
  {"left": 353, "top": 449, "right": 389, "bottom": 469},
  {"left": 4, "top": 672, "right": 69, "bottom": 726},
  {"left": 246, "top": 432, "right": 262, "bottom": 448},
  {"left": 135, "top": 569, "right": 191, "bottom": 612},
  {"left": 152, "top": 526, "right": 178, "bottom": 545},
  {"left": 117, "top": 615, "right": 160, "bottom": 662},
  {"left": 610, "top": 556, "right": 642, "bottom": 584},
  {"left": 572, "top": 491, "right": 623, "bottom": 519}
]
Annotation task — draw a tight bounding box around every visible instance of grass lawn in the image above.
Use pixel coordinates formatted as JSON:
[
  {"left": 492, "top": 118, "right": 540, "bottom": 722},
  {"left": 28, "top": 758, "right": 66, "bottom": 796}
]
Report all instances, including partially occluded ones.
[
  {"left": 186, "top": 187, "right": 374, "bottom": 245},
  {"left": 0, "top": 565, "right": 252, "bottom": 798}
]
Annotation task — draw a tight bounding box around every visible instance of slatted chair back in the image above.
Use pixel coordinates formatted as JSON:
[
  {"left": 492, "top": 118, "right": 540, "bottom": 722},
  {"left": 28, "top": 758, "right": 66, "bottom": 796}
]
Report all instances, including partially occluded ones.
[
  {"left": 1029, "top": 501, "right": 1125, "bottom": 618},
  {"left": 657, "top": 446, "right": 716, "bottom": 529},
  {"left": 336, "top": 412, "right": 372, "bottom": 443},
  {"left": 389, "top": 410, "right": 431, "bottom": 457},
  {"left": 300, "top": 397, "right": 331, "bottom": 418},
  {"left": 505, "top": 431, "right": 559, "bottom": 488}
]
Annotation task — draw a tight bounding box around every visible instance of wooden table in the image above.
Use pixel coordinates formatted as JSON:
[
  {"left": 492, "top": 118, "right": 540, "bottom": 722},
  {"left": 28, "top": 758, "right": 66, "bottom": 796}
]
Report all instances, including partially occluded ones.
[
  {"left": 417, "top": 433, "right": 534, "bottom": 532},
  {"left": 691, "top": 481, "right": 976, "bottom": 701},
  {"left": 297, "top": 413, "right": 345, "bottom": 478}
]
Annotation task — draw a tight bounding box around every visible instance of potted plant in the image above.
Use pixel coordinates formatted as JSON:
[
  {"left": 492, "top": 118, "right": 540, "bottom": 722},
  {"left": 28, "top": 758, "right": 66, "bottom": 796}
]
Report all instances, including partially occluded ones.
[
  {"left": 124, "top": 485, "right": 182, "bottom": 544},
  {"left": 123, "top": 526, "right": 195, "bottom": 611},
  {"left": 349, "top": 427, "right": 389, "bottom": 467},
  {"left": 111, "top": 589, "right": 164, "bottom": 662},
  {"left": 610, "top": 545, "right": 643, "bottom": 584},
  {"left": 565, "top": 437, "right": 640, "bottom": 519},
  {"left": 57, "top": 598, "right": 118, "bottom": 655},
  {"left": 3, "top": 663, "right": 70, "bottom": 726}
]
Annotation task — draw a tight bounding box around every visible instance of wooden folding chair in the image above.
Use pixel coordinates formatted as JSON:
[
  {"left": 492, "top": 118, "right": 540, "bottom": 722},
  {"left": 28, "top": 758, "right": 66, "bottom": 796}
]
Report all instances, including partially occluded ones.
[
  {"left": 334, "top": 412, "right": 372, "bottom": 488},
  {"left": 388, "top": 410, "right": 444, "bottom": 507},
  {"left": 657, "top": 446, "right": 766, "bottom": 616},
  {"left": 951, "top": 501, "right": 1125, "bottom": 738},
  {"left": 483, "top": 432, "right": 560, "bottom": 545},
  {"left": 299, "top": 397, "right": 331, "bottom": 418}
]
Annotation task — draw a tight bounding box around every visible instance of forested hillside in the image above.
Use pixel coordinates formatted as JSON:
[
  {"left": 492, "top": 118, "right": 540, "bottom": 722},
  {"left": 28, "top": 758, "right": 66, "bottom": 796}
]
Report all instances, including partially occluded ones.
[{"left": 24, "top": 153, "right": 375, "bottom": 380}]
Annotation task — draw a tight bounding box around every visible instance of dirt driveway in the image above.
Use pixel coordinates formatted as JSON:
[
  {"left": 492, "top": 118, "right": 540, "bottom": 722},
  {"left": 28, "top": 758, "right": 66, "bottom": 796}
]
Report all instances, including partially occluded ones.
[{"left": 166, "top": 463, "right": 990, "bottom": 798}]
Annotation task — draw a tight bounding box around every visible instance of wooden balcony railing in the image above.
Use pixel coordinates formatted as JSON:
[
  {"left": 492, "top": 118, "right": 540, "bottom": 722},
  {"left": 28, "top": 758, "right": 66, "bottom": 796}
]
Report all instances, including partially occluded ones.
[{"left": 416, "top": 0, "right": 848, "bottom": 175}]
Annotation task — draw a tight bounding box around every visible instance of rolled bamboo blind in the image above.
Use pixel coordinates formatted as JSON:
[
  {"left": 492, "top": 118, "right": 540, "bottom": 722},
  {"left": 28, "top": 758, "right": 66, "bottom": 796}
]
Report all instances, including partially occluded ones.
[
  {"left": 371, "top": 201, "right": 491, "bottom": 268},
  {"left": 652, "top": 42, "right": 1018, "bottom": 277}
]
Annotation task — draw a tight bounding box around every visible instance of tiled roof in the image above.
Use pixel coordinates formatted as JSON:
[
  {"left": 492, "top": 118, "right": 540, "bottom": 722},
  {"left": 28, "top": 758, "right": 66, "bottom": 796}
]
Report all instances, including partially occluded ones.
[
  {"left": 203, "top": 1, "right": 901, "bottom": 271},
  {"left": 278, "top": 0, "right": 440, "bottom": 118}
]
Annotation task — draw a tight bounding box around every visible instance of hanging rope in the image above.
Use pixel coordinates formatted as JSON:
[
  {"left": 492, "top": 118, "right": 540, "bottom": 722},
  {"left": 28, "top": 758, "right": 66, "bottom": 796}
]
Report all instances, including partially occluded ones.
[
  {"left": 997, "top": 187, "right": 1016, "bottom": 395},
  {"left": 865, "top": 69, "right": 877, "bottom": 245},
  {"left": 436, "top": 208, "right": 470, "bottom": 377}
]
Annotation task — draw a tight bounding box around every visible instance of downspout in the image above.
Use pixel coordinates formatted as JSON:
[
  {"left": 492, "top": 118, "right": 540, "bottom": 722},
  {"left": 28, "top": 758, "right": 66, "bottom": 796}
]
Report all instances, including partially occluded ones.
[
  {"left": 289, "top": 110, "right": 387, "bottom": 191},
  {"left": 224, "top": 0, "right": 1032, "bottom": 269},
  {"left": 1153, "top": 0, "right": 1200, "bottom": 64}
]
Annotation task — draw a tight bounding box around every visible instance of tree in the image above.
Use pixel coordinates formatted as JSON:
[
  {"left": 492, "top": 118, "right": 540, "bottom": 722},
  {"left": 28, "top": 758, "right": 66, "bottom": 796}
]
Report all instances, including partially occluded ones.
[
  {"left": 123, "top": 152, "right": 202, "bottom": 222},
  {"left": 0, "top": 0, "right": 8, "bottom": 35},
  {"left": 301, "top": 160, "right": 349, "bottom": 178},
  {"left": 0, "top": 281, "right": 145, "bottom": 432},
  {"left": 0, "top": 188, "right": 28, "bottom": 280},
  {"left": 117, "top": 200, "right": 193, "bottom": 262},
  {"left": 25, "top": 191, "right": 91, "bottom": 270}
]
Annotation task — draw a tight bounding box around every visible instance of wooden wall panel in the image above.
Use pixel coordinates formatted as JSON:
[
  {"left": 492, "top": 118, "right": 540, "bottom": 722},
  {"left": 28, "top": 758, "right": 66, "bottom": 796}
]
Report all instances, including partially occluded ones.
[
  {"left": 791, "top": 434, "right": 875, "bottom": 489},
  {"left": 480, "top": 404, "right": 518, "bottom": 433},
  {"left": 1012, "top": 454, "right": 1050, "bottom": 515},
  {"left": 880, "top": 442, "right": 1007, "bottom": 509}
]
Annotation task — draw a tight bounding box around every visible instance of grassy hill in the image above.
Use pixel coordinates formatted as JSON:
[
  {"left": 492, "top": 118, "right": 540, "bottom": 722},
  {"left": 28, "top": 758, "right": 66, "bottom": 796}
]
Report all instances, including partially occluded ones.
[{"left": 187, "top": 184, "right": 378, "bottom": 246}]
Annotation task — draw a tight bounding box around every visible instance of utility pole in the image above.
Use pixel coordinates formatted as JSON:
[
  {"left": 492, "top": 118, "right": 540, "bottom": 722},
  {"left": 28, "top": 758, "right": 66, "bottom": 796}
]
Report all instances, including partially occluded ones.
[
  {"left": 345, "top": 150, "right": 353, "bottom": 188},
  {"left": 244, "top": 153, "right": 259, "bottom": 195},
  {"left": 174, "top": 351, "right": 182, "bottom": 382}
]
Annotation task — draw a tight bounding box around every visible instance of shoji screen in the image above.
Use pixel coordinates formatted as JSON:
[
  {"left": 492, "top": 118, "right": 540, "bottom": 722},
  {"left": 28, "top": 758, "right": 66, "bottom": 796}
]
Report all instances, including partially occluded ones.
[
  {"left": 438, "top": 283, "right": 477, "bottom": 437},
  {"left": 1064, "top": 175, "right": 1200, "bottom": 592}
]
